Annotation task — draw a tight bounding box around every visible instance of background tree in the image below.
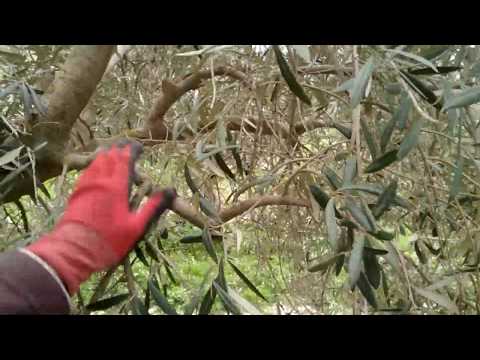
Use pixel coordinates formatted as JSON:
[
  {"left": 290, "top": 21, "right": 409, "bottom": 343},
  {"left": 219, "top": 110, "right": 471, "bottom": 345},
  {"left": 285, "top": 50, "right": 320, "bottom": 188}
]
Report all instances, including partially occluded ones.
[{"left": 1, "top": 45, "right": 480, "bottom": 314}]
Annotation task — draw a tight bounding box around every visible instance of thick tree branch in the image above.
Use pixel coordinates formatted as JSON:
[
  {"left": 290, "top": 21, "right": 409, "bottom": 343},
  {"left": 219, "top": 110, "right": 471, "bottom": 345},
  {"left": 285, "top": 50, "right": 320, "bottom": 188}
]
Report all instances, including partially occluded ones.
[{"left": 171, "top": 194, "right": 310, "bottom": 229}]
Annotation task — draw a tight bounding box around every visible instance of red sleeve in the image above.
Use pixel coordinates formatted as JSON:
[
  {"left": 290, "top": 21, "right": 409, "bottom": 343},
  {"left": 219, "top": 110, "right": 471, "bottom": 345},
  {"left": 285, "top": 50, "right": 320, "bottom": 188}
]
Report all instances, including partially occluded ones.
[{"left": 0, "top": 249, "right": 71, "bottom": 314}]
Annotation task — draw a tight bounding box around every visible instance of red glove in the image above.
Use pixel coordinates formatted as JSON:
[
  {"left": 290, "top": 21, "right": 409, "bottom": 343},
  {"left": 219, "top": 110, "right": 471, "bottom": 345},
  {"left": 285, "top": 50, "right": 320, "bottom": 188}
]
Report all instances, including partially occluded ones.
[{"left": 27, "top": 140, "right": 176, "bottom": 295}]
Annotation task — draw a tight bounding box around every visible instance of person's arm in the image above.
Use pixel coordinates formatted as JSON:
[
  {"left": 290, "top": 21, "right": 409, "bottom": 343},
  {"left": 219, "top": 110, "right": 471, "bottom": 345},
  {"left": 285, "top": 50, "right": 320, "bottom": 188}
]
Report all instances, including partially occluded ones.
[{"left": 0, "top": 140, "right": 176, "bottom": 314}]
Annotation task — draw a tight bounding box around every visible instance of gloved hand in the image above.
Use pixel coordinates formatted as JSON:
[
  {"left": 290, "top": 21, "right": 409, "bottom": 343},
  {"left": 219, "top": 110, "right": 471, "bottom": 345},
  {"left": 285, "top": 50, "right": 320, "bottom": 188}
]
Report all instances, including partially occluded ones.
[{"left": 27, "top": 140, "right": 176, "bottom": 295}]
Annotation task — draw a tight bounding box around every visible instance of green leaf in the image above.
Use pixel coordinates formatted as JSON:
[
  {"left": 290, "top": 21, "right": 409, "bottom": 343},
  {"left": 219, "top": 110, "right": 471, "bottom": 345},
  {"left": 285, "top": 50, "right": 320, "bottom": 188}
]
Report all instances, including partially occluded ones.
[
  {"left": 308, "top": 253, "right": 343, "bottom": 273},
  {"left": 213, "top": 281, "right": 241, "bottom": 315},
  {"left": 380, "top": 113, "right": 398, "bottom": 153},
  {"left": 335, "top": 254, "right": 345, "bottom": 276},
  {"left": 144, "top": 241, "right": 159, "bottom": 262},
  {"left": 324, "top": 167, "right": 343, "bottom": 190},
  {"left": 363, "top": 248, "right": 381, "bottom": 289},
  {"left": 134, "top": 246, "right": 149, "bottom": 266},
  {"left": 148, "top": 279, "right": 178, "bottom": 315},
  {"left": 361, "top": 117, "right": 379, "bottom": 159},
  {"left": 442, "top": 87, "right": 480, "bottom": 112},
  {"left": 332, "top": 123, "right": 352, "bottom": 139},
  {"left": 184, "top": 163, "right": 200, "bottom": 195},
  {"left": 351, "top": 57, "right": 376, "bottom": 108},
  {"left": 325, "top": 198, "right": 338, "bottom": 249},
  {"left": 199, "top": 284, "right": 217, "bottom": 315},
  {"left": 387, "top": 48, "right": 438, "bottom": 73},
  {"left": 348, "top": 234, "right": 365, "bottom": 288},
  {"left": 395, "top": 93, "right": 413, "bottom": 130},
  {"left": 408, "top": 66, "right": 462, "bottom": 76},
  {"left": 309, "top": 184, "right": 331, "bottom": 209},
  {"left": 397, "top": 117, "right": 424, "bottom": 160},
  {"left": 0, "top": 146, "right": 23, "bottom": 167},
  {"left": 131, "top": 296, "right": 149, "bottom": 315},
  {"left": 180, "top": 234, "right": 204, "bottom": 244},
  {"left": 342, "top": 157, "right": 357, "bottom": 186},
  {"left": 400, "top": 71, "right": 439, "bottom": 107},
  {"left": 414, "top": 241, "right": 427, "bottom": 264},
  {"left": 86, "top": 293, "right": 130, "bottom": 311},
  {"left": 345, "top": 197, "right": 375, "bottom": 233},
  {"left": 228, "top": 260, "right": 268, "bottom": 302},
  {"left": 372, "top": 180, "right": 398, "bottom": 218},
  {"left": 370, "top": 229, "right": 395, "bottom": 241},
  {"left": 335, "top": 78, "right": 355, "bottom": 93},
  {"left": 199, "top": 196, "right": 222, "bottom": 222},
  {"left": 360, "top": 198, "right": 378, "bottom": 233},
  {"left": 449, "top": 156, "right": 464, "bottom": 203},
  {"left": 414, "top": 287, "right": 458, "bottom": 314},
  {"left": 231, "top": 147, "right": 244, "bottom": 177},
  {"left": 214, "top": 153, "right": 236, "bottom": 181},
  {"left": 201, "top": 227, "right": 218, "bottom": 264},
  {"left": 197, "top": 145, "right": 240, "bottom": 162},
  {"left": 357, "top": 272, "right": 378, "bottom": 308},
  {"left": 364, "top": 149, "right": 399, "bottom": 173},
  {"left": 364, "top": 247, "right": 389, "bottom": 256},
  {"left": 272, "top": 45, "right": 311, "bottom": 106}
]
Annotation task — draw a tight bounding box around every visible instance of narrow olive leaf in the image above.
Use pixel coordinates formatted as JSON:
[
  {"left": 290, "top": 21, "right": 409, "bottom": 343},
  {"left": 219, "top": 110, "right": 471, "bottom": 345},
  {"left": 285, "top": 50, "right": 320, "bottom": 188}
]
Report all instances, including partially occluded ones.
[
  {"left": 272, "top": 45, "right": 311, "bottom": 106},
  {"left": 332, "top": 123, "right": 352, "bottom": 139},
  {"left": 148, "top": 279, "right": 178, "bottom": 315},
  {"left": 144, "top": 285, "right": 150, "bottom": 310},
  {"left": 339, "top": 184, "right": 383, "bottom": 196},
  {"left": 131, "top": 296, "right": 149, "bottom": 315},
  {"left": 324, "top": 167, "right": 343, "bottom": 190},
  {"left": 20, "top": 83, "right": 33, "bottom": 122},
  {"left": 199, "top": 197, "right": 222, "bottom": 222},
  {"left": 216, "top": 257, "right": 228, "bottom": 292},
  {"left": 0, "top": 82, "right": 20, "bottom": 99},
  {"left": 372, "top": 180, "right": 398, "bottom": 218},
  {"left": 449, "top": 157, "right": 464, "bottom": 203},
  {"left": 228, "top": 260, "right": 268, "bottom": 302},
  {"left": 134, "top": 246, "right": 149, "bottom": 266},
  {"left": 345, "top": 197, "right": 374, "bottom": 233},
  {"left": 309, "top": 185, "right": 330, "bottom": 209},
  {"left": 199, "top": 284, "right": 217, "bottom": 315},
  {"left": 364, "top": 247, "right": 389, "bottom": 256},
  {"left": 144, "top": 241, "right": 159, "bottom": 262},
  {"left": 180, "top": 234, "right": 204, "bottom": 244},
  {"left": 197, "top": 145, "right": 240, "bottom": 162},
  {"left": 414, "top": 287, "right": 459, "bottom": 314},
  {"left": 164, "top": 263, "right": 178, "bottom": 285},
  {"left": 214, "top": 153, "right": 236, "bottom": 181},
  {"left": 231, "top": 147, "right": 244, "bottom": 177},
  {"left": 380, "top": 114, "right": 398, "bottom": 153},
  {"left": 201, "top": 227, "right": 218, "bottom": 264},
  {"left": 360, "top": 198, "right": 378, "bottom": 233},
  {"left": 335, "top": 78, "right": 355, "bottom": 93},
  {"left": 227, "top": 288, "right": 262, "bottom": 315},
  {"left": 308, "top": 254, "right": 342, "bottom": 273},
  {"left": 360, "top": 117, "right": 379, "bottom": 159},
  {"left": 160, "top": 228, "right": 168, "bottom": 239},
  {"left": 385, "top": 82, "right": 402, "bottom": 95},
  {"left": 86, "top": 293, "right": 130, "bottom": 311},
  {"left": 184, "top": 163, "right": 200, "bottom": 195},
  {"left": 397, "top": 117, "right": 424, "bottom": 160},
  {"left": 348, "top": 235, "right": 365, "bottom": 288},
  {"left": 184, "top": 265, "right": 218, "bottom": 315},
  {"left": 357, "top": 272, "right": 378, "bottom": 308},
  {"left": 343, "top": 157, "right": 357, "bottom": 186},
  {"left": 442, "top": 87, "right": 480, "bottom": 112},
  {"left": 212, "top": 280, "right": 241, "bottom": 315},
  {"left": 370, "top": 230, "right": 395, "bottom": 241},
  {"left": 364, "top": 149, "right": 399, "bottom": 173},
  {"left": 325, "top": 198, "right": 338, "bottom": 249},
  {"left": 414, "top": 241, "right": 427, "bottom": 264},
  {"left": 363, "top": 249, "right": 381, "bottom": 289},
  {"left": 387, "top": 48, "right": 438, "bottom": 73},
  {"left": 408, "top": 66, "right": 462, "bottom": 76},
  {"left": 351, "top": 57, "right": 376, "bottom": 108},
  {"left": 26, "top": 84, "right": 47, "bottom": 116},
  {"left": 335, "top": 254, "right": 345, "bottom": 276},
  {"left": 0, "top": 146, "right": 23, "bottom": 167},
  {"left": 396, "top": 93, "right": 413, "bottom": 130},
  {"left": 400, "top": 71, "right": 439, "bottom": 107}
]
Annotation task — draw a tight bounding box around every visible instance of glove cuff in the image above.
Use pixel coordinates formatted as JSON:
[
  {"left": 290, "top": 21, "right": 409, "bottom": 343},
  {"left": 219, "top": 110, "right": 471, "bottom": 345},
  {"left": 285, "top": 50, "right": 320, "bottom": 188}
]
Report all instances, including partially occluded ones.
[{"left": 27, "top": 223, "right": 118, "bottom": 295}]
